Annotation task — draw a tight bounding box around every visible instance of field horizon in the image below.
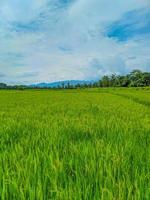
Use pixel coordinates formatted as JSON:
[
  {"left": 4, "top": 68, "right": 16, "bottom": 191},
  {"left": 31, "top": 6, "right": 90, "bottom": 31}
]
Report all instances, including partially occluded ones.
[{"left": 1, "top": 0, "right": 150, "bottom": 199}]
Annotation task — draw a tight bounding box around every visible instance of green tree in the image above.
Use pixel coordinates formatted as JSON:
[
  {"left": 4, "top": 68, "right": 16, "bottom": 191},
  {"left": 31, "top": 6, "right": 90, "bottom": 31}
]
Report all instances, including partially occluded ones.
[
  {"left": 142, "top": 72, "right": 150, "bottom": 86},
  {"left": 129, "top": 70, "right": 143, "bottom": 87},
  {"left": 0, "top": 83, "right": 7, "bottom": 89},
  {"left": 101, "top": 76, "right": 110, "bottom": 87}
]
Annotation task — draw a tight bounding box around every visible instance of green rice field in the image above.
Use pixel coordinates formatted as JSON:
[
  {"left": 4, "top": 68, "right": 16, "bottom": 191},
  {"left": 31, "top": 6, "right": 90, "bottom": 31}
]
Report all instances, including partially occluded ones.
[{"left": 0, "top": 88, "right": 150, "bottom": 199}]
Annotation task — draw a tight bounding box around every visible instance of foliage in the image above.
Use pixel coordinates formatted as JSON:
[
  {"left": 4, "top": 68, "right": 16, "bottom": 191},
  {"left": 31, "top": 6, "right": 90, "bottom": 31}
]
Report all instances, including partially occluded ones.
[
  {"left": 0, "top": 70, "right": 150, "bottom": 89},
  {"left": 99, "top": 70, "right": 150, "bottom": 87},
  {"left": 0, "top": 83, "right": 7, "bottom": 89}
]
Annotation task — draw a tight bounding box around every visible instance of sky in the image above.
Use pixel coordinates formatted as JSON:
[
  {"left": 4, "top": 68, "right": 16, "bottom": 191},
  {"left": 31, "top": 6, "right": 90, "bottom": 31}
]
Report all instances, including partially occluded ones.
[{"left": 0, "top": 0, "right": 150, "bottom": 84}]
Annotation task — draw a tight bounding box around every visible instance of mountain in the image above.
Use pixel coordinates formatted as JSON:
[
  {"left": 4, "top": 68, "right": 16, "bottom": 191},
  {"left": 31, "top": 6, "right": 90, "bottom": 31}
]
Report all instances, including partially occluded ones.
[{"left": 30, "top": 80, "right": 95, "bottom": 88}]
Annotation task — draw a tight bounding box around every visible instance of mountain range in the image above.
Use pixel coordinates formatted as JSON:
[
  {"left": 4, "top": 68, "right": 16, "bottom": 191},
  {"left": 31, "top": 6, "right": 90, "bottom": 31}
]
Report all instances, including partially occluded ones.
[{"left": 30, "top": 80, "right": 95, "bottom": 88}]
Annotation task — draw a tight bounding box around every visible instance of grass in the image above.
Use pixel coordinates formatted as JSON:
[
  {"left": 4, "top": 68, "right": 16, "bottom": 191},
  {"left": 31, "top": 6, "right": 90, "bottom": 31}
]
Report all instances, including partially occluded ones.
[{"left": 0, "top": 88, "right": 150, "bottom": 199}]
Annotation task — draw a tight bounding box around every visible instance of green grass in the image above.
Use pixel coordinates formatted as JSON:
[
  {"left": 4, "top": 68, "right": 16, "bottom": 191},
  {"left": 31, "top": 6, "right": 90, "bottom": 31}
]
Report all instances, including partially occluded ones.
[{"left": 0, "top": 88, "right": 150, "bottom": 200}]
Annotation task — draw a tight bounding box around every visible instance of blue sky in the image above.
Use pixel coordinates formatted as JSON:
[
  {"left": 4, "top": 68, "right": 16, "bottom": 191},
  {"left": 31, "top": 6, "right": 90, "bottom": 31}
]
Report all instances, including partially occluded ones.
[{"left": 0, "top": 0, "right": 150, "bottom": 84}]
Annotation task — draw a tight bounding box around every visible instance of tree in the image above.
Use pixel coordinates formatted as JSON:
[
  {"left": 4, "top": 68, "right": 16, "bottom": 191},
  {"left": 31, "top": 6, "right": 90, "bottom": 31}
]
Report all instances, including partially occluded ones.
[
  {"left": 109, "top": 74, "right": 118, "bottom": 87},
  {"left": 98, "top": 69, "right": 150, "bottom": 88},
  {"left": 0, "top": 83, "right": 7, "bottom": 89},
  {"left": 101, "top": 76, "right": 110, "bottom": 87},
  {"left": 129, "top": 70, "right": 143, "bottom": 87},
  {"left": 142, "top": 72, "right": 150, "bottom": 86},
  {"left": 121, "top": 76, "right": 130, "bottom": 87}
]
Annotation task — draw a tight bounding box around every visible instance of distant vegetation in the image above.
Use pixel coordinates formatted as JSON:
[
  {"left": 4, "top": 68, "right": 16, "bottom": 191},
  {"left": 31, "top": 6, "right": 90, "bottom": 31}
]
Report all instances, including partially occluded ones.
[
  {"left": 99, "top": 70, "right": 150, "bottom": 87},
  {"left": 0, "top": 69, "right": 150, "bottom": 89}
]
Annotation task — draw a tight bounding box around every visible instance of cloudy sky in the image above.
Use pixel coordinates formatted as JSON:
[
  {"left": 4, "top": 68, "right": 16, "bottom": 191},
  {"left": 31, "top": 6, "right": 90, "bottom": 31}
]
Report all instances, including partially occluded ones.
[{"left": 0, "top": 0, "right": 150, "bottom": 84}]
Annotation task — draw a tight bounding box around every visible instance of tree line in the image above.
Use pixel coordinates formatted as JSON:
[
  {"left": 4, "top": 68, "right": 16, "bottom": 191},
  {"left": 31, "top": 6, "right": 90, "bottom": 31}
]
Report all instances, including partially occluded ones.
[
  {"left": 99, "top": 69, "right": 150, "bottom": 87},
  {"left": 0, "top": 70, "right": 150, "bottom": 90}
]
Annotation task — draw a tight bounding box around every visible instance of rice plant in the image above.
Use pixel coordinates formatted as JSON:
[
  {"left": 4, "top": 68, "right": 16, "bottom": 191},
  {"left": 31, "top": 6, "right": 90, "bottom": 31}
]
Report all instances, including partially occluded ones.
[{"left": 0, "top": 88, "right": 150, "bottom": 199}]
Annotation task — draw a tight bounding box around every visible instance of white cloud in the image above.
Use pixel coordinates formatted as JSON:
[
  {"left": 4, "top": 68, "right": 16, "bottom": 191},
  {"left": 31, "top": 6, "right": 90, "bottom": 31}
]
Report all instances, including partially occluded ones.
[
  {"left": 0, "top": 0, "right": 149, "bottom": 84},
  {"left": 0, "top": 0, "right": 48, "bottom": 23}
]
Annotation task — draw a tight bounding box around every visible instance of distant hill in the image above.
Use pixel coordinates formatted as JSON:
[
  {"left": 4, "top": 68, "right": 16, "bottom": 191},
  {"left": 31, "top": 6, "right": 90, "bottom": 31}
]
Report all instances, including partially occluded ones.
[{"left": 30, "top": 80, "right": 95, "bottom": 88}]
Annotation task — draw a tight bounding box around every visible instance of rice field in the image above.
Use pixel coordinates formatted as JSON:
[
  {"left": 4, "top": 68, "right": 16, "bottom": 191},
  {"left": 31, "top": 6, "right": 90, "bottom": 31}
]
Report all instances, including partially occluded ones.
[{"left": 0, "top": 88, "right": 150, "bottom": 200}]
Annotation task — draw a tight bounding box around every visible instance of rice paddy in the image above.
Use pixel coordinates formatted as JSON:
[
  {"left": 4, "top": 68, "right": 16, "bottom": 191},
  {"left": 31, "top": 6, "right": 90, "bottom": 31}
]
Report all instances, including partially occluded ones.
[{"left": 0, "top": 88, "right": 150, "bottom": 199}]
